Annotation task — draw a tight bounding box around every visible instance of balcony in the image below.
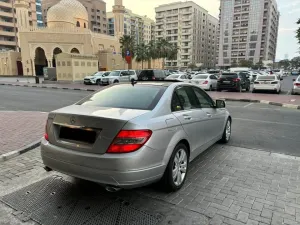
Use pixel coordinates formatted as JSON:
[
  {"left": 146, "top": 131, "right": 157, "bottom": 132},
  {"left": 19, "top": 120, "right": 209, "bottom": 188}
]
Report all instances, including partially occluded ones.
[
  {"left": 181, "top": 58, "right": 190, "bottom": 62},
  {"left": 0, "top": 1, "right": 12, "bottom": 8},
  {"left": 182, "top": 23, "right": 191, "bottom": 28},
  {"left": 181, "top": 45, "right": 190, "bottom": 49},
  {"left": 0, "top": 30, "right": 15, "bottom": 36},
  {"left": 155, "top": 14, "right": 164, "bottom": 19},
  {"left": 181, "top": 10, "right": 192, "bottom": 15},
  {"left": 0, "top": 20, "right": 14, "bottom": 27},
  {"left": 0, "top": 11, "right": 13, "bottom": 18},
  {"left": 0, "top": 40, "right": 16, "bottom": 46},
  {"left": 182, "top": 17, "right": 191, "bottom": 21}
]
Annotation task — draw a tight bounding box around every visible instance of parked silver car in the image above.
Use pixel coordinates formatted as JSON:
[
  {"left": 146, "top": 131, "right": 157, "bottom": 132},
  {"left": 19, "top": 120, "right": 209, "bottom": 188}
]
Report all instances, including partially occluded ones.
[{"left": 41, "top": 82, "right": 231, "bottom": 191}]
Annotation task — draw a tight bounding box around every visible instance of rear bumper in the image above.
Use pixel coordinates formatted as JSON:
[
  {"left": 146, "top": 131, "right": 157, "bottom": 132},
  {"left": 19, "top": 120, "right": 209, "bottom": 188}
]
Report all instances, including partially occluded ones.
[
  {"left": 41, "top": 139, "right": 165, "bottom": 189},
  {"left": 253, "top": 85, "right": 278, "bottom": 91},
  {"left": 217, "top": 84, "right": 239, "bottom": 90},
  {"left": 292, "top": 87, "right": 300, "bottom": 94}
]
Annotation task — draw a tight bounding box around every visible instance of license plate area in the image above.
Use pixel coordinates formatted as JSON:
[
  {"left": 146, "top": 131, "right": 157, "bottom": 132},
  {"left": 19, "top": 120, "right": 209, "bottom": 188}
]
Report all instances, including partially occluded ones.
[
  {"left": 59, "top": 126, "right": 97, "bottom": 144},
  {"left": 223, "top": 81, "right": 231, "bottom": 84}
]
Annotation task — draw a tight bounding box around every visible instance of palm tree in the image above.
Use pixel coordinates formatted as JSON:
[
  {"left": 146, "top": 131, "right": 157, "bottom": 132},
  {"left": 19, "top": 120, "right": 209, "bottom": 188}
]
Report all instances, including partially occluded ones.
[
  {"left": 156, "top": 39, "right": 176, "bottom": 69},
  {"left": 135, "top": 42, "right": 149, "bottom": 69},
  {"left": 147, "top": 40, "right": 159, "bottom": 68},
  {"left": 119, "top": 35, "right": 135, "bottom": 69}
]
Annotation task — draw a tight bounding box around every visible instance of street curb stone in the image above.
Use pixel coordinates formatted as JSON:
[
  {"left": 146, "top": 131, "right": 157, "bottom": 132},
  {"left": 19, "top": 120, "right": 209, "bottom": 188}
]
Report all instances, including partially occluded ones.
[
  {"left": 0, "top": 139, "right": 41, "bottom": 162},
  {"left": 1, "top": 82, "right": 300, "bottom": 110}
]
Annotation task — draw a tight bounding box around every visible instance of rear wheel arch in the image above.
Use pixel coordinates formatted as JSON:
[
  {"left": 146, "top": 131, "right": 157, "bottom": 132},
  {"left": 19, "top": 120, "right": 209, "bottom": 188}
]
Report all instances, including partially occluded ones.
[{"left": 177, "top": 139, "right": 190, "bottom": 159}]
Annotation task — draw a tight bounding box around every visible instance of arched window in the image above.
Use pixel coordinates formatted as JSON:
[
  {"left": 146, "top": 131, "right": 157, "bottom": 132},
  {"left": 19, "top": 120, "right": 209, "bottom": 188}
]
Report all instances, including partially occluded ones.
[
  {"left": 76, "top": 21, "right": 80, "bottom": 27},
  {"left": 84, "top": 23, "right": 86, "bottom": 28}
]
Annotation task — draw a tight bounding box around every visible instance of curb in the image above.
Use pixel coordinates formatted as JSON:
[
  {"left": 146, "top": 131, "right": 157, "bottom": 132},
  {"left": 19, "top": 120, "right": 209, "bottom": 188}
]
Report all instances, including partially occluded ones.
[
  {"left": 0, "top": 139, "right": 41, "bottom": 162},
  {"left": 221, "top": 98, "right": 300, "bottom": 110},
  {"left": 0, "top": 82, "right": 98, "bottom": 92},
  {"left": 2, "top": 82, "right": 300, "bottom": 110}
]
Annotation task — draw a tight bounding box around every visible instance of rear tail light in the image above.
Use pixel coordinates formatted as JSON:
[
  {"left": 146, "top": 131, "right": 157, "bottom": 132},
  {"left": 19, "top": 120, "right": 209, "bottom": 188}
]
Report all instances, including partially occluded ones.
[
  {"left": 44, "top": 120, "right": 49, "bottom": 141},
  {"left": 152, "top": 76, "right": 156, "bottom": 80},
  {"left": 295, "top": 83, "right": 300, "bottom": 87},
  {"left": 271, "top": 81, "right": 278, "bottom": 84},
  {"left": 106, "top": 130, "right": 152, "bottom": 153},
  {"left": 203, "top": 80, "right": 208, "bottom": 84},
  {"left": 233, "top": 78, "right": 241, "bottom": 82}
]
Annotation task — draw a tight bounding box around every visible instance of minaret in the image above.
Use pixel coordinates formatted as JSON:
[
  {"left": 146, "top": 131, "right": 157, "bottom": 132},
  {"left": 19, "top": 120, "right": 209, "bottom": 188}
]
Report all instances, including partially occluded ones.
[
  {"left": 112, "top": 0, "right": 125, "bottom": 38},
  {"left": 14, "top": 0, "right": 31, "bottom": 29}
]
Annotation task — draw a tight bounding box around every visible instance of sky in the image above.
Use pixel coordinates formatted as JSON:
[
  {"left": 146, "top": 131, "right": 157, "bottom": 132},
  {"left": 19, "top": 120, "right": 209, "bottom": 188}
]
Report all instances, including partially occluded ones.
[{"left": 106, "top": 0, "right": 299, "bottom": 61}]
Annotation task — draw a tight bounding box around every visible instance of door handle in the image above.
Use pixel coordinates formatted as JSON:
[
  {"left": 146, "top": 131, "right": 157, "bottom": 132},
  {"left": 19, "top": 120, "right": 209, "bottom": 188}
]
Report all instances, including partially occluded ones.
[
  {"left": 183, "top": 114, "right": 192, "bottom": 120},
  {"left": 206, "top": 112, "right": 212, "bottom": 118}
]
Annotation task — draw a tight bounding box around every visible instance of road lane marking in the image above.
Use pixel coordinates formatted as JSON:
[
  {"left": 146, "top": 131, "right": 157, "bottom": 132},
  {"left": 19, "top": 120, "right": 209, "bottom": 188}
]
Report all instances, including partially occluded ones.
[
  {"left": 243, "top": 103, "right": 253, "bottom": 108},
  {"left": 234, "top": 117, "right": 300, "bottom": 127}
]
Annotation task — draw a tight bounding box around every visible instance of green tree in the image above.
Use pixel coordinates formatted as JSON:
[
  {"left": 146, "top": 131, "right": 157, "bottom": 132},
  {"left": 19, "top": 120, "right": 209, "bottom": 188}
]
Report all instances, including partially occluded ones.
[
  {"left": 119, "top": 35, "right": 135, "bottom": 69},
  {"left": 290, "top": 56, "right": 300, "bottom": 68},
  {"left": 239, "top": 59, "right": 252, "bottom": 67},
  {"left": 296, "top": 18, "right": 300, "bottom": 45},
  {"left": 135, "top": 42, "right": 149, "bottom": 69},
  {"left": 147, "top": 40, "right": 159, "bottom": 68},
  {"left": 156, "top": 39, "right": 170, "bottom": 69},
  {"left": 278, "top": 59, "right": 290, "bottom": 69},
  {"left": 188, "top": 63, "right": 197, "bottom": 69}
]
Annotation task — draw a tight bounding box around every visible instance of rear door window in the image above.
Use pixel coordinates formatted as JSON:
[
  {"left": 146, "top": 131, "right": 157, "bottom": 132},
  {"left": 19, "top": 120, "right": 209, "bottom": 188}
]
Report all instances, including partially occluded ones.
[
  {"left": 173, "top": 86, "right": 200, "bottom": 110},
  {"left": 220, "top": 73, "right": 238, "bottom": 78}
]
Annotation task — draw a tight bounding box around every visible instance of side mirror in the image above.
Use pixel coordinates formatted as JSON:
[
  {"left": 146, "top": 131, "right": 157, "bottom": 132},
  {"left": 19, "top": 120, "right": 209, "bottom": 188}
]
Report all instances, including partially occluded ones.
[
  {"left": 216, "top": 99, "right": 226, "bottom": 108},
  {"left": 293, "top": 79, "right": 296, "bottom": 81}
]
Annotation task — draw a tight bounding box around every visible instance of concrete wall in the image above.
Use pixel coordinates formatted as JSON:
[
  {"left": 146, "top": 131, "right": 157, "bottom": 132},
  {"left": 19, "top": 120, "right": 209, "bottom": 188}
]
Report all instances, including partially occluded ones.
[{"left": 0, "top": 51, "right": 21, "bottom": 76}]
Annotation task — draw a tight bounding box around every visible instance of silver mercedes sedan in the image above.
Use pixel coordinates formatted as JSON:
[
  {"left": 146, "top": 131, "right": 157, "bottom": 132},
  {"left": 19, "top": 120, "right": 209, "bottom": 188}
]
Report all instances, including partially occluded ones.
[{"left": 41, "top": 82, "right": 231, "bottom": 192}]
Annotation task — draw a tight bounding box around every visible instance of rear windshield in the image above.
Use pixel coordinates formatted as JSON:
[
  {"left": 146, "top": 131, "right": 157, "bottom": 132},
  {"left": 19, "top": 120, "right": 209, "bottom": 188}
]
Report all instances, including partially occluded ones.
[
  {"left": 76, "top": 85, "right": 166, "bottom": 110},
  {"left": 220, "top": 73, "right": 238, "bottom": 78},
  {"left": 193, "top": 75, "right": 208, "bottom": 79},
  {"left": 208, "top": 71, "right": 219, "bottom": 74},
  {"left": 168, "top": 75, "right": 180, "bottom": 78},
  {"left": 257, "top": 76, "right": 276, "bottom": 80}
]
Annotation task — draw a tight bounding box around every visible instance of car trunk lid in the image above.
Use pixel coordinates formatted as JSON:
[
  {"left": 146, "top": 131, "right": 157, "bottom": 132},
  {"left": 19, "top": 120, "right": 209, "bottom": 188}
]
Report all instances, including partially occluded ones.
[{"left": 47, "top": 105, "right": 149, "bottom": 154}]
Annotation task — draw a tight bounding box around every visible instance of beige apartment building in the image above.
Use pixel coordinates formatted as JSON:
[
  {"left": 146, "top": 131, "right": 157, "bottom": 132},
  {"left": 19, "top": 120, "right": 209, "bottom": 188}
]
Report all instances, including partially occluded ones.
[
  {"left": 217, "top": 0, "right": 280, "bottom": 67},
  {"left": 155, "top": 1, "right": 218, "bottom": 69},
  {"left": 107, "top": 9, "right": 155, "bottom": 44},
  {"left": 42, "top": 0, "right": 108, "bottom": 34},
  {"left": 0, "top": 0, "right": 37, "bottom": 51}
]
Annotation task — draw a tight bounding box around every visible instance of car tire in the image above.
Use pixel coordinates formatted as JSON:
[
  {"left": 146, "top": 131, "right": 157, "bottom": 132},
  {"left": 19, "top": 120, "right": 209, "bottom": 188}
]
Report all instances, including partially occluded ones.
[
  {"left": 113, "top": 80, "right": 119, "bottom": 84},
  {"left": 217, "top": 88, "right": 221, "bottom": 92},
  {"left": 161, "top": 143, "right": 189, "bottom": 192},
  {"left": 246, "top": 85, "right": 250, "bottom": 92},
  {"left": 219, "top": 118, "right": 231, "bottom": 143},
  {"left": 96, "top": 79, "right": 101, "bottom": 85},
  {"left": 252, "top": 89, "right": 256, "bottom": 93}
]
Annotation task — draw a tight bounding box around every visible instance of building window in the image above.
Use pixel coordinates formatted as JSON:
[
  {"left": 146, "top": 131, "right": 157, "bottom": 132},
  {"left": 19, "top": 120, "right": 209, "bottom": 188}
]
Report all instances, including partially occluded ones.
[
  {"left": 75, "top": 61, "right": 79, "bottom": 66},
  {"left": 81, "top": 61, "right": 85, "bottom": 66},
  {"left": 57, "top": 61, "right": 61, "bottom": 66},
  {"left": 76, "top": 21, "right": 80, "bottom": 27},
  {"left": 249, "top": 43, "right": 256, "bottom": 48},
  {"left": 62, "top": 61, "right": 66, "bottom": 66},
  {"left": 67, "top": 61, "right": 71, "bottom": 66},
  {"left": 84, "top": 23, "right": 86, "bottom": 28},
  {"left": 249, "top": 50, "right": 255, "bottom": 56}
]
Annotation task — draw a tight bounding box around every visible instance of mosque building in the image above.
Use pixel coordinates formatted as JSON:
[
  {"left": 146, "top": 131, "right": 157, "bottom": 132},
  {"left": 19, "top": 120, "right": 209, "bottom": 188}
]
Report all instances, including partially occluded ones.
[{"left": 0, "top": 0, "right": 161, "bottom": 80}]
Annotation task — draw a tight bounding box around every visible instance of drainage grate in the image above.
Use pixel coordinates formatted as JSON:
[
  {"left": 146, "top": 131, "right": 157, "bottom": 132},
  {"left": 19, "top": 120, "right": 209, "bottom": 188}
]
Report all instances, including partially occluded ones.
[{"left": 0, "top": 176, "right": 161, "bottom": 225}]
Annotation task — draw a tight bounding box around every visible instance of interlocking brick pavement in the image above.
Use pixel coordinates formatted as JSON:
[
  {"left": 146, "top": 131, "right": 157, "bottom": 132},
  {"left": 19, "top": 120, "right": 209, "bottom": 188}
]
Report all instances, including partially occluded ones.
[
  {"left": 2, "top": 145, "right": 300, "bottom": 225},
  {"left": 0, "top": 111, "right": 47, "bottom": 155}
]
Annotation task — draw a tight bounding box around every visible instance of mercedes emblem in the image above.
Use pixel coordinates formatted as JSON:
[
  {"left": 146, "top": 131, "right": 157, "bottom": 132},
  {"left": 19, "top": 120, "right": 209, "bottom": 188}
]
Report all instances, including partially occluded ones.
[{"left": 70, "top": 116, "right": 76, "bottom": 125}]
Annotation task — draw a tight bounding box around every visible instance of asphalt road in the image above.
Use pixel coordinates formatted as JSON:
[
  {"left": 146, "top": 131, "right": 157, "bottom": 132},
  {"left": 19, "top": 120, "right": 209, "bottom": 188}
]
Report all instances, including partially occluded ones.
[{"left": 1, "top": 85, "right": 300, "bottom": 156}]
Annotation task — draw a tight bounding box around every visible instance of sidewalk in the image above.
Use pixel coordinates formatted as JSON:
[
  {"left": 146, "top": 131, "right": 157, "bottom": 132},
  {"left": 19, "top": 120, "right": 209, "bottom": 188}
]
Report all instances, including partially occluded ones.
[
  {"left": 0, "top": 111, "right": 47, "bottom": 159},
  {"left": 1, "top": 145, "right": 300, "bottom": 225}
]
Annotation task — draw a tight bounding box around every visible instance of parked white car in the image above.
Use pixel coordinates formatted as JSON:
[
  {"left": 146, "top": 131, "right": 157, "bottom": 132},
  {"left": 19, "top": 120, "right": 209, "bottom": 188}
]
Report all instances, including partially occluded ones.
[
  {"left": 190, "top": 74, "right": 218, "bottom": 91},
  {"left": 101, "top": 70, "right": 137, "bottom": 85},
  {"left": 165, "top": 74, "right": 189, "bottom": 82},
  {"left": 84, "top": 71, "right": 111, "bottom": 85},
  {"left": 273, "top": 69, "right": 284, "bottom": 79},
  {"left": 292, "top": 75, "right": 300, "bottom": 95},
  {"left": 253, "top": 75, "right": 282, "bottom": 94}
]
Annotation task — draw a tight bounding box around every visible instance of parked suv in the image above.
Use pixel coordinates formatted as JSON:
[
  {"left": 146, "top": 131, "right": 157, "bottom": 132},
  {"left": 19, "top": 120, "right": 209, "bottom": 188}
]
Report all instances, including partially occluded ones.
[
  {"left": 101, "top": 70, "right": 137, "bottom": 85},
  {"left": 138, "top": 69, "right": 168, "bottom": 81},
  {"left": 84, "top": 71, "right": 111, "bottom": 85},
  {"left": 217, "top": 72, "right": 250, "bottom": 92}
]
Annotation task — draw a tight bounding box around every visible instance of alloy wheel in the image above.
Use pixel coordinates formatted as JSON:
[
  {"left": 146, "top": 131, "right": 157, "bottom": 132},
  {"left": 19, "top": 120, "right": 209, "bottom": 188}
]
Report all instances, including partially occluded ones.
[
  {"left": 225, "top": 120, "right": 231, "bottom": 141},
  {"left": 172, "top": 149, "right": 187, "bottom": 186}
]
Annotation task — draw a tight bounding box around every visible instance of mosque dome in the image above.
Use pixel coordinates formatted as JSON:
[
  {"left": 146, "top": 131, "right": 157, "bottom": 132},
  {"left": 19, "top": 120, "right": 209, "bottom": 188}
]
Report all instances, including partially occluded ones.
[{"left": 47, "top": 0, "right": 88, "bottom": 28}]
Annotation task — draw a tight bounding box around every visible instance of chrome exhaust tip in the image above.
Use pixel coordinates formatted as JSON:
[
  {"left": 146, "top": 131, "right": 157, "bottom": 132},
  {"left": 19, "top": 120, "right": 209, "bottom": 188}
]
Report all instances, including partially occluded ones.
[{"left": 105, "top": 185, "right": 122, "bottom": 192}]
